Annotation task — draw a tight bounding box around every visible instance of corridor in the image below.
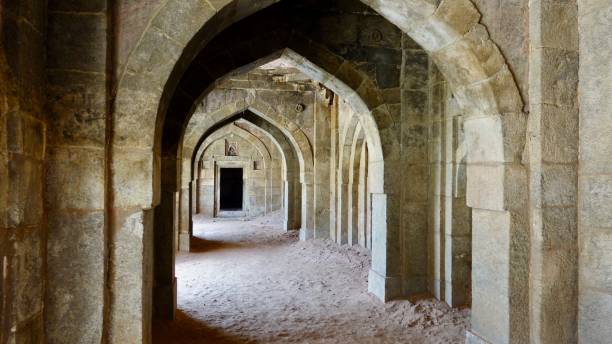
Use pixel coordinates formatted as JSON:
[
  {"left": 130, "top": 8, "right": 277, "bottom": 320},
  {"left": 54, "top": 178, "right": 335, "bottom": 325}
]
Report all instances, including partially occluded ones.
[{"left": 153, "top": 215, "right": 469, "bottom": 343}]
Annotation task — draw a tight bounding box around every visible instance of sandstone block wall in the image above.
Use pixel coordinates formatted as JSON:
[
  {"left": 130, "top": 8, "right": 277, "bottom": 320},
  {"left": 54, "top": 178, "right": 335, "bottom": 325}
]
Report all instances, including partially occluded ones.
[
  {"left": 578, "top": 0, "right": 612, "bottom": 342},
  {"left": 1, "top": 0, "right": 612, "bottom": 343},
  {"left": 0, "top": 1, "right": 47, "bottom": 341}
]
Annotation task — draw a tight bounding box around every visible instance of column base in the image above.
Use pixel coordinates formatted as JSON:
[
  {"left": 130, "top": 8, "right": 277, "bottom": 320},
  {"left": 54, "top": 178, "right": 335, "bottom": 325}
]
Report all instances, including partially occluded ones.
[
  {"left": 299, "top": 227, "right": 314, "bottom": 241},
  {"left": 367, "top": 269, "right": 402, "bottom": 302},
  {"left": 179, "top": 232, "right": 190, "bottom": 252},
  {"left": 153, "top": 277, "right": 176, "bottom": 320},
  {"left": 465, "top": 330, "right": 492, "bottom": 344}
]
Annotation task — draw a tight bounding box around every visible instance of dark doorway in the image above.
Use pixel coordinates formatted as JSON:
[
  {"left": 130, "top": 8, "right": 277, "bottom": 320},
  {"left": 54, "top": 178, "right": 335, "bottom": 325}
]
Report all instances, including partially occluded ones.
[{"left": 220, "top": 168, "right": 243, "bottom": 210}]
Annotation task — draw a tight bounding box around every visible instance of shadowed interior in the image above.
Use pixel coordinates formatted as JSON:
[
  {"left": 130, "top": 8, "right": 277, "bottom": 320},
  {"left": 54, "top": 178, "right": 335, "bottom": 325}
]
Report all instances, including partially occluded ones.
[{"left": 220, "top": 168, "right": 244, "bottom": 211}]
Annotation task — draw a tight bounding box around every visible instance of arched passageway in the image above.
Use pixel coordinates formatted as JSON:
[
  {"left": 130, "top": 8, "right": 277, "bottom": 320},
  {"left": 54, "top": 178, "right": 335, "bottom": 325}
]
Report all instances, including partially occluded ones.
[
  {"left": 5, "top": 0, "right": 605, "bottom": 343},
  {"left": 107, "top": 1, "right": 528, "bottom": 343}
]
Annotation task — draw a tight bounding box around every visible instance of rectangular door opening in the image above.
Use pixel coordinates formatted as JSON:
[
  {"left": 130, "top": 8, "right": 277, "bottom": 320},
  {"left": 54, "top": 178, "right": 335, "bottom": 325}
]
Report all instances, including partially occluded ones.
[{"left": 219, "top": 168, "right": 243, "bottom": 211}]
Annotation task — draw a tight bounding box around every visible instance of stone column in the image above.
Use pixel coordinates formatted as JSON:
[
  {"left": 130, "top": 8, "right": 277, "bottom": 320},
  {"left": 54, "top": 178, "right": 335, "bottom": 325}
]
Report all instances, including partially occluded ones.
[
  {"left": 329, "top": 97, "right": 339, "bottom": 241},
  {"left": 368, "top": 191, "right": 401, "bottom": 301},
  {"left": 299, "top": 182, "right": 315, "bottom": 240},
  {"left": 357, "top": 144, "right": 369, "bottom": 248},
  {"left": 313, "top": 87, "right": 332, "bottom": 239},
  {"left": 287, "top": 175, "right": 302, "bottom": 230},
  {"left": 350, "top": 178, "right": 361, "bottom": 246},
  {"left": 444, "top": 114, "right": 471, "bottom": 308},
  {"left": 282, "top": 180, "right": 290, "bottom": 230},
  {"left": 177, "top": 189, "right": 190, "bottom": 252},
  {"left": 577, "top": 0, "right": 612, "bottom": 342},
  {"left": 200, "top": 161, "right": 215, "bottom": 217},
  {"left": 464, "top": 114, "right": 529, "bottom": 344},
  {"left": 528, "top": 0, "right": 579, "bottom": 342},
  {"left": 266, "top": 161, "right": 273, "bottom": 214},
  {"left": 153, "top": 189, "right": 177, "bottom": 321},
  {"left": 348, "top": 132, "right": 365, "bottom": 246},
  {"left": 177, "top": 157, "right": 191, "bottom": 252},
  {"left": 0, "top": 2, "right": 46, "bottom": 340},
  {"left": 400, "top": 40, "right": 430, "bottom": 296},
  {"left": 45, "top": 2, "right": 109, "bottom": 342},
  {"left": 338, "top": 181, "right": 350, "bottom": 245}
]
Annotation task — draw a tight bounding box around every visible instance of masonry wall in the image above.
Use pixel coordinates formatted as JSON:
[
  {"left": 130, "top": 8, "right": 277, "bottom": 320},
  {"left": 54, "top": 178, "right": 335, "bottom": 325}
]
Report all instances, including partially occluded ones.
[
  {"left": 2, "top": 1, "right": 611, "bottom": 344},
  {"left": 0, "top": 1, "right": 47, "bottom": 341},
  {"left": 44, "top": 1, "right": 112, "bottom": 342}
]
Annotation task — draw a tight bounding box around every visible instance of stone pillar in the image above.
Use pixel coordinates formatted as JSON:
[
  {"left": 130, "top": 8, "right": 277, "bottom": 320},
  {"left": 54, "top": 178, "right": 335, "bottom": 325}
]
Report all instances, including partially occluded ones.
[
  {"left": 428, "top": 83, "right": 444, "bottom": 300},
  {"left": 45, "top": 1, "right": 109, "bottom": 342},
  {"left": 348, "top": 133, "right": 365, "bottom": 246},
  {"left": 400, "top": 40, "right": 430, "bottom": 296},
  {"left": 153, "top": 190, "right": 177, "bottom": 321},
  {"left": 0, "top": 2, "right": 46, "bottom": 340},
  {"left": 357, "top": 145, "right": 369, "bottom": 248},
  {"left": 271, "top": 158, "right": 283, "bottom": 212},
  {"left": 200, "top": 161, "right": 215, "bottom": 217},
  {"left": 313, "top": 87, "right": 332, "bottom": 239},
  {"left": 529, "top": 0, "right": 579, "bottom": 342},
  {"left": 282, "top": 180, "right": 290, "bottom": 230},
  {"left": 577, "top": 0, "right": 612, "bottom": 342},
  {"left": 266, "top": 161, "right": 273, "bottom": 214},
  {"left": 329, "top": 97, "right": 339, "bottom": 241},
  {"left": 463, "top": 114, "right": 529, "bottom": 344},
  {"left": 368, "top": 192, "right": 401, "bottom": 301},
  {"left": 338, "top": 181, "right": 350, "bottom": 245},
  {"left": 335, "top": 103, "right": 355, "bottom": 246},
  {"left": 350, "top": 180, "right": 361, "bottom": 246},
  {"left": 178, "top": 188, "right": 190, "bottom": 252},
  {"left": 287, "top": 175, "right": 302, "bottom": 231},
  {"left": 190, "top": 179, "right": 197, "bottom": 220},
  {"left": 444, "top": 115, "right": 471, "bottom": 308},
  {"left": 299, "top": 182, "right": 315, "bottom": 240},
  {"left": 365, "top": 172, "right": 372, "bottom": 250}
]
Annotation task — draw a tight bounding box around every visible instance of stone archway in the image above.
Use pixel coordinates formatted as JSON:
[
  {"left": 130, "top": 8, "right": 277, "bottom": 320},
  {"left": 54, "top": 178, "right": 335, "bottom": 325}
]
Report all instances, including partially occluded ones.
[
  {"left": 184, "top": 98, "right": 317, "bottom": 236},
  {"left": 195, "top": 117, "right": 295, "bottom": 228},
  {"left": 196, "top": 124, "right": 272, "bottom": 218},
  {"left": 109, "top": 1, "right": 527, "bottom": 343},
  {"left": 233, "top": 119, "right": 289, "bottom": 216}
]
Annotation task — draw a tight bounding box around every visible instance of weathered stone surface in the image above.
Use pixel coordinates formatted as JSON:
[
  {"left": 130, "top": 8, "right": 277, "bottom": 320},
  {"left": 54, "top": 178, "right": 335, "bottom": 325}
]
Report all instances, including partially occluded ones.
[
  {"left": 46, "top": 209, "right": 105, "bottom": 344},
  {"left": 109, "top": 208, "right": 154, "bottom": 344},
  {"left": 578, "top": 5, "right": 612, "bottom": 341},
  {"left": 112, "top": 148, "right": 157, "bottom": 208},
  {"left": 541, "top": 164, "right": 577, "bottom": 207},
  {"left": 152, "top": 0, "right": 215, "bottom": 45},
  {"left": 471, "top": 209, "right": 510, "bottom": 344},
  {"left": 47, "top": 70, "right": 107, "bottom": 147},
  {"left": 433, "top": 0, "right": 481, "bottom": 36},
  {"left": 46, "top": 146, "right": 105, "bottom": 210},
  {"left": 2, "top": 0, "right": 602, "bottom": 343},
  {"left": 579, "top": 175, "right": 612, "bottom": 228},
  {"left": 579, "top": 289, "right": 612, "bottom": 343},
  {"left": 47, "top": 11, "right": 108, "bottom": 73},
  {"left": 6, "top": 156, "right": 43, "bottom": 228},
  {"left": 1, "top": 2, "right": 47, "bottom": 341}
]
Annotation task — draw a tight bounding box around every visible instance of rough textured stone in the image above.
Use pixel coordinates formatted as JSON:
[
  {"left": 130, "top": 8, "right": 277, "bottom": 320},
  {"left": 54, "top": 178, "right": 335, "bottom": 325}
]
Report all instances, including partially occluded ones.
[
  {"left": 2, "top": 0, "right": 604, "bottom": 343},
  {"left": 46, "top": 210, "right": 105, "bottom": 344}
]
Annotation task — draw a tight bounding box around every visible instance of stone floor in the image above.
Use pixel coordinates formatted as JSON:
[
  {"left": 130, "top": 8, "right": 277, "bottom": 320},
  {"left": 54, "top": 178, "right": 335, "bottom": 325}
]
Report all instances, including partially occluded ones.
[{"left": 153, "top": 213, "right": 469, "bottom": 343}]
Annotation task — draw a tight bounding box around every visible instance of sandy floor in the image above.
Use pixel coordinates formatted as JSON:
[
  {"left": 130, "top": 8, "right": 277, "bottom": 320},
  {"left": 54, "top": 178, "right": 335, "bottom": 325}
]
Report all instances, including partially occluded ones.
[{"left": 153, "top": 213, "right": 469, "bottom": 343}]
